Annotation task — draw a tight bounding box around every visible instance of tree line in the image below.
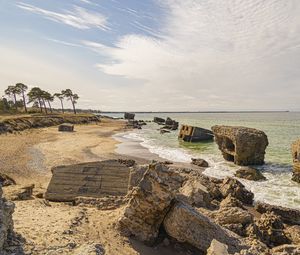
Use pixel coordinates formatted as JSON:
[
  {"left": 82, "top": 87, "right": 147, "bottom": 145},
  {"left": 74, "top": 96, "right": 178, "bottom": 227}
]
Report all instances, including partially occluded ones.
[{"left": 0, "top": 83, "right": 79, "bottom": 114}]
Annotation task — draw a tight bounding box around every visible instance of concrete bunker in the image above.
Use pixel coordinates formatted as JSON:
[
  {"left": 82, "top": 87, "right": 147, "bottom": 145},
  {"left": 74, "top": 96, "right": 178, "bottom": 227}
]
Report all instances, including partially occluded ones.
[
  {"left": 212, "top": 125, "right": 268, "bottom": 166},
  {"left": 178, "top": 125, "right": 214, "bottom": 142}
]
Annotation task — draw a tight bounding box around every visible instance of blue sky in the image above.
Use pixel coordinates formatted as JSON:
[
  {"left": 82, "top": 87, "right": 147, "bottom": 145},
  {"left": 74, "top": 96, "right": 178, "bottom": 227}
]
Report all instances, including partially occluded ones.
[{"left": 1, "top": 0, "right": 300, "bottom": 111}]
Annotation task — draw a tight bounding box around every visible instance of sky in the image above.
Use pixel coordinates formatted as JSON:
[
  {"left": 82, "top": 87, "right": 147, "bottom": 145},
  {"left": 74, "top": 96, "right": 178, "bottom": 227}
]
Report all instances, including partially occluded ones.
[{"left": 0, "top": 0, "right": 300, "bottom": 111}]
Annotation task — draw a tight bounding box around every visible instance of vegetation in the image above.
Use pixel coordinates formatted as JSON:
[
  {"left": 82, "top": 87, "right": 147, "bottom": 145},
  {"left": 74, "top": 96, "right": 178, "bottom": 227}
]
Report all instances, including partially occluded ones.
[{"left": 0, "top": 83, "right": 80, "bottom": 115}]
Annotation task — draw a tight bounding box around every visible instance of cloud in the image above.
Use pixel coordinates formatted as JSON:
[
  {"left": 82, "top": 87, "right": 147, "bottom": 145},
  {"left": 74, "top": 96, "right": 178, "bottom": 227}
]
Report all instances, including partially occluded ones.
[
  {"left": 90, "top": 0, "right": 300, "bottom": 110},
  {"left": 17, "top": 2, "right": 109, "bottom": 30}
]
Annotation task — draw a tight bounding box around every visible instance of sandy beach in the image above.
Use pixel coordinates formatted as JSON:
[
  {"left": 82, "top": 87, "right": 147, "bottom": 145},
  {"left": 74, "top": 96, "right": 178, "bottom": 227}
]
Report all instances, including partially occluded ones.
[{"left": 0, "top": 118, "right": 186, "bottom": 255}]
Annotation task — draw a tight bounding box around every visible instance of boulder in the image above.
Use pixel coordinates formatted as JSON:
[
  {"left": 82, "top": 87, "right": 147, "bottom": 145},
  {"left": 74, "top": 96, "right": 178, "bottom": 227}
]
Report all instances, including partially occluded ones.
[
  {"left": 291, "top": 139, "right": 300, "bottom": 183},
  {"left": 207, "top": 239, "right": 229, "bottom": 255},
  {"left": 212, "top": 207, "right": 253, "bottom": 226},
  {"left": 128, "top": 165, "right": 148, "bottom": 190},
  {"left": 10, "top": 184, "right": 34, "bottom": 201},
  {"left": 211, "top": 125, "right": 268, "bottom": 166},
  {"left": 220, "top": 194, "right": 244, "bottom": 209},
  {"left": 0, "top": 173, "right": 16, "bottom": 187},
  {"left": 177, "top": 176, "right": 212, "bottom": 208},
  {"left": 153, "top": 117, "right": 165, "bottom": 124},
  {"left": 163, "top": 117, "right": 179, "bottom": 130},
  {"left": 119, "top": 163, "right": 184, "bottom": 243},
  {"left": 247, "top": 212, "right": 289, "bottom": 247},
  {"left": 235, "top": 167, "right": 266, "bottom": 181},
  {"left": 0, "top": 185, "right": 15, "bottom": 253},
  {"left": 191, "top": 158, "right": 209, "bottom": 168},
  {"left": 255, "top": 202, "right": 300, "bottom": 225},
  {"left": 163, "top": 202, "right": 245, "bottom": 253},
  {"left": 219, "top": 177, "right": 254, "bottom": 205}
]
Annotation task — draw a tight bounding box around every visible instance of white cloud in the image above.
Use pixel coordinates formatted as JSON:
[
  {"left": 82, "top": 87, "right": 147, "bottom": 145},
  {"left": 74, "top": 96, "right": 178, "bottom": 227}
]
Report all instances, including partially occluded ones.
[
  {"left": 17, "top": 2, "right": 108, "bottom": 30},
  {"left": 90, "top": 0, "right": 300, "bottom": 110}
]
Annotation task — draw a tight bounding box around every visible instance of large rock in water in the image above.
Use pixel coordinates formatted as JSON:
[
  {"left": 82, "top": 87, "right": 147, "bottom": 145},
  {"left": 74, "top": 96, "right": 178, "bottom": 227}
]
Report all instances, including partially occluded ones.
[
  {"left": 163, "top": 202, "right": 245, "bottom": 253},
  {"left": 291, "top": 139, "right": 300, "bottom": 183},
  {"left": 0, "top": 185, "right": 15, "bottom": 253},
  {"left": 118, "top": 163, "right": 184, "bottom": 244},
  {"left": 234, "top": 167, "right": 266, "bottom": 181},
  {"left": 211, "top": 125, "right": 268, "bottom": 166}
]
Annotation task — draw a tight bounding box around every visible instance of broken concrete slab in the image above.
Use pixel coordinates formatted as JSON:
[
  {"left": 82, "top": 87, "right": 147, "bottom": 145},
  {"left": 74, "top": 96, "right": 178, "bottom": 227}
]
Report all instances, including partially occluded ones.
[{"left": 45, "top": 160, "right": 130, "bottom": 202}]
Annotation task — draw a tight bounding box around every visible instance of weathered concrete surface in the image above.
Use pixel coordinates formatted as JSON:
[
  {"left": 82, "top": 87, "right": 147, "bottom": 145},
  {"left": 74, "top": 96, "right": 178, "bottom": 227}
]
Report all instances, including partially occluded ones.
[
  {"left": 0, "top": 185, "right": 15, "bottom": 253},
  {"left": 58, "top": 123, "right": 74, "bottom": 132},
  {"left": 163, "top": 202, "right": 245, "bottom": 253},
  {"left": 292, "top": 139, "right": 300, "bottom": 183},
  {"left": 211, "top": 125, "right": 268, "bottom": 166},
  {"left": 179, "top": 125, "right": 214, "bottom": 142},
  {"left": 124, "top": 112, "right": 135, "bottom": 120},
  {"left": 45, "top": 160, "right": 130, "bottom": 202},
  {"left": 119, "top": 163, "right": 184, "bottom": 244}
]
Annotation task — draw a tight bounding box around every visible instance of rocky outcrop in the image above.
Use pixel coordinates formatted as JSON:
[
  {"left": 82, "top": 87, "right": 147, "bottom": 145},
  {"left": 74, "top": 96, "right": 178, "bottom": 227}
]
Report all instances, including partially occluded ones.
[
  {"left": 219, "top": 177, "right": 254, "bottom": 205},
  {"left": 207, "top": 239, "right": 229, "bottom": 255},
  {"left": 128, "top": 165, "right": 148, "bottom": 190},
  {"left": 220, "top": 194, "right": 244, "bottom": 209},
  {"left": 235, "top": 167, "right": 266, "bottom": 181},
  {"left": 119, "top": 163, "right": 184, "bottom": 243},
  {"left": 285, "top": 225, "right": 300, "bottom": 244},
  {"left": 255, "top": 202, "right": 300, "bottom": 225},
  {"left": 0, "top": 114, "right": 100, "bottom": 134},
  {"left": 211, "top": 126, "right": 268, "bottom": 166},
  {"left": 163, "top": 202, "right": 245, "bottom": 253},
  {"left": 292, "top": 139, "right": 300, "bottom": 183},
  {"left": 247, "top": 212, "right": 289, "bottom": 247},
  {"left": 191, "top": 158, "right": 209, "bottom": 167},
  {"left": 0, "top": 185, "right": 15, "bottom": 253}
]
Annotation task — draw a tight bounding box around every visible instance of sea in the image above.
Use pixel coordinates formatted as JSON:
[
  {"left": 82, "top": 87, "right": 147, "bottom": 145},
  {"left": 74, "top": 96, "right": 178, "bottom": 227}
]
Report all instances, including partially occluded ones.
[{"left": 105, "top": 112, "right": 300, "bottom": 209}]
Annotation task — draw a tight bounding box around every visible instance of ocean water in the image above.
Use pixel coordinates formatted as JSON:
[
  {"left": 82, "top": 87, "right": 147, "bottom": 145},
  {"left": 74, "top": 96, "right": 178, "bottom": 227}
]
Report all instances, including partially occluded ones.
[{"left": 107, "top": 112, "right": 300, "bottom": 209}]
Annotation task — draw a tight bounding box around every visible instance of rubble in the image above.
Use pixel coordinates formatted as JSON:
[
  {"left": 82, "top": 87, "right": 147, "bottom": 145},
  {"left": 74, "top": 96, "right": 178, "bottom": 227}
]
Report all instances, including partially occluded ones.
[{"left": 179, "top": 125, "right": 214, "bottom": 142}]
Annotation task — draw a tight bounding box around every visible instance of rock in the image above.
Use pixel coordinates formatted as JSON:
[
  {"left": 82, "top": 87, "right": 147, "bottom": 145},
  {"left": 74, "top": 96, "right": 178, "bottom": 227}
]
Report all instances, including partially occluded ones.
[
  {"left": 179, "top": 125, "right": 214, "bottom": 142},
  {"left": 255, "top": 202, "right": 300, "bottom": 225},
  {"left": 237, "top": 238, "right": 269, "bottom": 255},
  {"left": 126, "top": 120, "right": 142, "bottom": 129},
  {"left": 284, "top": 225, "right": 300, "bottom": 244},
  {"left": 235, "top": 167, "right": 266, "bottom": 181},
  {"left": 0, "top": 173, "right": 16, "bottom": 187},
  {"left": 153, "top": 117, "right": 165, "bottom": 124},
  {"left": 271, "top": 244, "right": 300, "bottom": 255},
  {"left": 247, "top": 212, "right": 289, "bottom": 247},
  {"left": 163, "top": 202, "right": 245, "bottom": 253},
  {"left": 291, "top": 139, "right": 300, "bottom": 183},
  {"left": 11, "top": 184, "right": 34, "bottom": 201},
  {"left": 207, "top": 239, "right": 229, "bottom": 255},
  {"left": 124, "top": 112, "right": 135, "bottom": 120},
  {"left": 0, "top": 185, "right": 15, "bottom": 253},
  {"left": 211, "top": 125, "right": 268, "bottom": 166},
  {"left": 219, "top": 177, "right": 254, "bottom": 205},
  {"left": 58, "top": 123, "right": 74, "bottom": 132},
  {"left": 72, "top": 243, "right": 105, "bottom": 255},
  {"left": 163, "top": 117, "right": 179, "bottom": 130},
  {"left": 119, "top": 163, "right": 184, "bottom": 244},
  {"left": 177, "top": 176, "right": 212, "bottom": 208},
  {"left": 118, "top": 159, "right": 136, "bottom": 167},
  {"left": 212, "top": 207, "right": 253, "bottom": 226},
  {"left": 220, "top": 194, "right": 244, "bottom": 209},
  {"left": 191, "top": 158, "right": 209, "bottom": 168},
  {"left": 128, "top": 165, "right": 148, "bottom": 190}
]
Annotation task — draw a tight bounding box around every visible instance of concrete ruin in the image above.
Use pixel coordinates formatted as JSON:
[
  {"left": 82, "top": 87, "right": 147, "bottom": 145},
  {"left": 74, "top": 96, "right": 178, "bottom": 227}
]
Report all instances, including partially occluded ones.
[
  {"left": 211, "top": 125, "right": 268, "bottom": 166},
  {"left": 58, "top": 123, "right": 74, "bottom": 132},
  {"left": 292, "top": 139, "right": 300, "bottom": 183},
  {"left": 178, "top": 125, "right": 214, "bottom": 142},
  {"left": 45, "top": 160, "right": 130, "bottom": 202},
  {"left": 124, "top": 112, "right": 135, "bottom": 120},
  {"left": 153, "top": 117, "right": 165, "bottom": 125}
]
